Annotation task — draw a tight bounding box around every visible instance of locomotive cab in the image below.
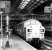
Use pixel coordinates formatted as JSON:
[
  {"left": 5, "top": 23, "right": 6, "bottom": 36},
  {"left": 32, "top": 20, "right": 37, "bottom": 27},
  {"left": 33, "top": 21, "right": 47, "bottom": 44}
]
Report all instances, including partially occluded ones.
[{"left": 24, "top": 19, "right": 45, "bottom": 41}]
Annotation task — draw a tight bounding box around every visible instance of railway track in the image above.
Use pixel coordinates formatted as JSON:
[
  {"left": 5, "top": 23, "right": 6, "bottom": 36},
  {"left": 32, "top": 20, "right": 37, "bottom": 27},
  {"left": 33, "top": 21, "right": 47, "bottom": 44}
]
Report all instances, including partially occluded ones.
[{"left": 41, "top": 37, "right": 52, "bottom": 50}]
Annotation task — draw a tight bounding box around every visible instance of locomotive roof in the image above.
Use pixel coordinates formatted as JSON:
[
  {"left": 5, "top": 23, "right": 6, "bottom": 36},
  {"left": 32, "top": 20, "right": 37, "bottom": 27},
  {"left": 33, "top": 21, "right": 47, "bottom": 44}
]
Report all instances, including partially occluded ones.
[{"left": 17, "top": 19, "right": 42, "bottom": 26}]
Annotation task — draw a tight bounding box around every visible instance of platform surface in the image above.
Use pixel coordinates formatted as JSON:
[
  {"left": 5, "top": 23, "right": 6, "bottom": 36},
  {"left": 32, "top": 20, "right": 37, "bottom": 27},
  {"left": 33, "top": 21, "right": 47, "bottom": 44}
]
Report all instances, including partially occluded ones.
[{"left": 0, "top": 35, "right": 38, "bottom": 50}]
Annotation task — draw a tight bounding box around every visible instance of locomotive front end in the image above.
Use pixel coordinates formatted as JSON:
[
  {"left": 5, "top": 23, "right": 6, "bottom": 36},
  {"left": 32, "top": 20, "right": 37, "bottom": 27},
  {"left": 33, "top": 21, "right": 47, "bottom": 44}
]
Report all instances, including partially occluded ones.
[{"left": 24, "top": 19, "right": 45, "bottom": 41}]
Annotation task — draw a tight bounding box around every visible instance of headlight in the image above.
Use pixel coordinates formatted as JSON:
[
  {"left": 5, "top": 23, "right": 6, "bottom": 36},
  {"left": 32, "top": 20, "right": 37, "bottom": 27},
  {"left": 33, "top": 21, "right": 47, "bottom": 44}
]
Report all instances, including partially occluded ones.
[{"left": 40, "top": 29, "right": 44, "bottom": 32}]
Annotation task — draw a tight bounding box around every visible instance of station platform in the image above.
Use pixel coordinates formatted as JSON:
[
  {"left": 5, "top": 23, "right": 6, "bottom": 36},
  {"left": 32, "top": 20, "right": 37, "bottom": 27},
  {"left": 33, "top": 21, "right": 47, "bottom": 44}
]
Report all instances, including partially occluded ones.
[{"left": 0, "top": 35, "right": 38, "bottom": 50}]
